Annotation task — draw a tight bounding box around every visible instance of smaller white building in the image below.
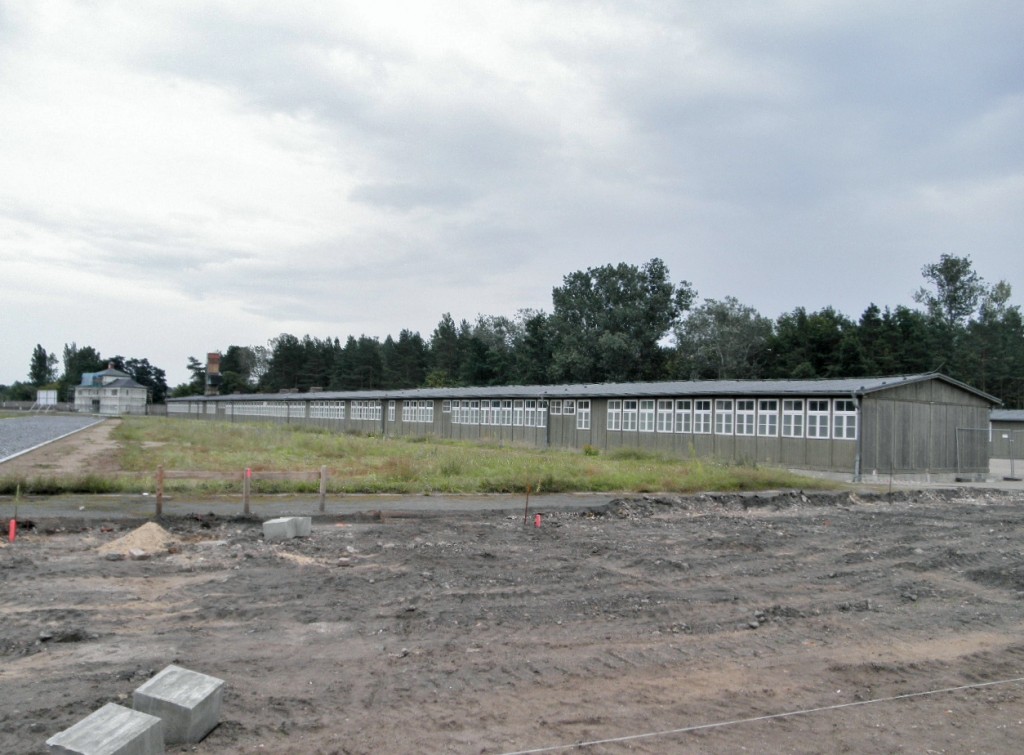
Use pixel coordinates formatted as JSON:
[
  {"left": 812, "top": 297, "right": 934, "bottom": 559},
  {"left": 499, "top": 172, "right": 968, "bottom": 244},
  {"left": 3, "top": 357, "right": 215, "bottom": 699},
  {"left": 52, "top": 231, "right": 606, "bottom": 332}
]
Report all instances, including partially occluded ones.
[{"left": 74, "top": 366, "right": 149, "bottom": 415}]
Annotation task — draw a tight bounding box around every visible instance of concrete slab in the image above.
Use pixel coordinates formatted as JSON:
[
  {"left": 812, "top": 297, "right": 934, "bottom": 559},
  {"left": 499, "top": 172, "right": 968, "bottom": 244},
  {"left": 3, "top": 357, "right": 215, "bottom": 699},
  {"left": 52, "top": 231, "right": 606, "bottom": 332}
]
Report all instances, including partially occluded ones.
[
  {"left": 46, "top": 702, "right": 163, "bottom": 755},
  {"left": 262, "top": 516, "right": 312, "bottom": 540},
  {"left": 132, "top": 665, "right": 224, "bottom": 745}
]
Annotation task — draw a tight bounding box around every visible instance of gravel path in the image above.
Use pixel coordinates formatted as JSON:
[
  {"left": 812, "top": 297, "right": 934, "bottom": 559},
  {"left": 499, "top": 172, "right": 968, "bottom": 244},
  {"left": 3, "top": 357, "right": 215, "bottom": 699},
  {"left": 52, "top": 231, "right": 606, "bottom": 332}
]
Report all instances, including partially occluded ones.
[{"left": 0, "top": 414, "right": 105, "bottom": 463}]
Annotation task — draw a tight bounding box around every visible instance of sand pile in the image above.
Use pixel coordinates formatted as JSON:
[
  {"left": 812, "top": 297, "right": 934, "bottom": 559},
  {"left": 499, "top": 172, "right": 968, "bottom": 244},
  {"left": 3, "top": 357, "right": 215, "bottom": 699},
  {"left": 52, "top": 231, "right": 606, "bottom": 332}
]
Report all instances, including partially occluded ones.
[{"left": 98, "top": 522, "right": 177, "bottom": 556}]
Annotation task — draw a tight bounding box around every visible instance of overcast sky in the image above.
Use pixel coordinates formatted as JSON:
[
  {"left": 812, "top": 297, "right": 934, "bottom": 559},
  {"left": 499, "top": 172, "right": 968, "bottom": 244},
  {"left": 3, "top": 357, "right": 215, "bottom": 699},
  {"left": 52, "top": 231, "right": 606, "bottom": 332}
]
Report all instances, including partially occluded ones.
[{"left": 2, "top": 1, "right": 1022, "bottom": 388}]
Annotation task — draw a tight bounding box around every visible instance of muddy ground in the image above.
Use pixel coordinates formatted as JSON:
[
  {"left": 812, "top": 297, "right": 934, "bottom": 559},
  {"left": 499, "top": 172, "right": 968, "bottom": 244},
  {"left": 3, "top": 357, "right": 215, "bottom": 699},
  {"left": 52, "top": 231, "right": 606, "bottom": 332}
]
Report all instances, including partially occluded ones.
[
  {"left": 3, "top": 487, "right": 1024, "bottom": 754},
  {"left": 3, "top": 420, "right": 1024, "bottom": 752}
]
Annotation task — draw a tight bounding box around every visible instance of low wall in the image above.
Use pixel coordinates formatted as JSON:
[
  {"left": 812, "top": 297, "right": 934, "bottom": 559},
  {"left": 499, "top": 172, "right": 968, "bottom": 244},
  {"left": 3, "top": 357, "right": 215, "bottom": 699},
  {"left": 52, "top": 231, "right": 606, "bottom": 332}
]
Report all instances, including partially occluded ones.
[{"left": 0, "top": 401, "right": 76, "bottom": 412}]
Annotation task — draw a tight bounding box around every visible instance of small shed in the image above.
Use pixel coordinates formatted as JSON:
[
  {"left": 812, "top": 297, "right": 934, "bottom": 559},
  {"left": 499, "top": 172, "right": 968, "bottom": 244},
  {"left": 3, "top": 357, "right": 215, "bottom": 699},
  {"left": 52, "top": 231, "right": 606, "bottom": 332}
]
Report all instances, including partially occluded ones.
[
  {"left": 990, "top": 409, "right": 1024, "bottom": 461},
  {"left": 74, "top": 366, "right": 149, "bottom": 415}
]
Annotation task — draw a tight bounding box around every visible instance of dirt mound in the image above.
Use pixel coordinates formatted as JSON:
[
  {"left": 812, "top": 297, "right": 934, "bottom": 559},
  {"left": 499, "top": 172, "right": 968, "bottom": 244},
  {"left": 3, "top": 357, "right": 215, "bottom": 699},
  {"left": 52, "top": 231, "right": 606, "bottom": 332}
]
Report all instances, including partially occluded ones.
[{"left": 97, "top": 522, "right": 177, "bottom": 556}]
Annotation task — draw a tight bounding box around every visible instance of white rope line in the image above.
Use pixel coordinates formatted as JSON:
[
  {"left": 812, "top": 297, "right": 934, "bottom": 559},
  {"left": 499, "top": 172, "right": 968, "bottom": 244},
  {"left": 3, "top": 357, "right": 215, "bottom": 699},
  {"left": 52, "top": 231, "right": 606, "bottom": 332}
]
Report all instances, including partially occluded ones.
[{"left": 497, "top": 675, "right": 1024, "bottom": 755}]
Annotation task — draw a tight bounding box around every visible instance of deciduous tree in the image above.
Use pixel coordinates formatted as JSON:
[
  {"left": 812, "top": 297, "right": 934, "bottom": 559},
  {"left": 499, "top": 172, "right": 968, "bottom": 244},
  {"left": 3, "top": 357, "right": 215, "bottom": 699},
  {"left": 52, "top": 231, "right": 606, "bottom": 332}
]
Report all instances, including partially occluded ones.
[{"left": 548, "top": 258, "right": 695, "bottom": 383}]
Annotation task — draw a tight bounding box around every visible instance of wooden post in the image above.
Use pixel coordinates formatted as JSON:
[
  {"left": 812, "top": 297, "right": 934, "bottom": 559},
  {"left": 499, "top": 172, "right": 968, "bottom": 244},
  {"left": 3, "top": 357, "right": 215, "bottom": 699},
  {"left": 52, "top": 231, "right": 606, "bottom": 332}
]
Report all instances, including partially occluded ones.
[
  {"left": 243, "top": 467, "right": 252, "bottom": 516},
  {"left": 319, "top": 465, "right": 328, "bottom": 513},
  {"left": 156, "top": 465, "right": 164, "bottom": 517}
]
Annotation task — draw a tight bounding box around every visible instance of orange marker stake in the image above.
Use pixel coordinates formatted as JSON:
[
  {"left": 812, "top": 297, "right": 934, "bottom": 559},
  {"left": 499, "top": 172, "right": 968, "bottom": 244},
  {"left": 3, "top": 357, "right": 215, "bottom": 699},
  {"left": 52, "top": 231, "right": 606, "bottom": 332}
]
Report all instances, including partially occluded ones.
[
  {"left": 8, "top": 518, "right": 15, "bottom": 543},
  {"left": 534, "top": 513, "right": 541, "bottom": 528}
]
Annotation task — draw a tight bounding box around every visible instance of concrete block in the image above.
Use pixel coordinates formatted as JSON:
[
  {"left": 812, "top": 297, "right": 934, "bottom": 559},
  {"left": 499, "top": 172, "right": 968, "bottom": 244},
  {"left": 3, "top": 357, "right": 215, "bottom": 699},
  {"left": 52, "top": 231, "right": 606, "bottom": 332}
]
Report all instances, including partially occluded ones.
[
  {"left": 132, "top": 665, "right": 224, "bottom": 745},
  {"left": 292, "top": 517, "right": 312, "bottom": 537},
  {"left": 262, "top": 517, "right": 294, "bottom": 540},
  {"left": 262, "top": 516, "right": 312, "bottom": 540},
  {"left": 47, "top": 702, "right": 164, "bottom": 755}
]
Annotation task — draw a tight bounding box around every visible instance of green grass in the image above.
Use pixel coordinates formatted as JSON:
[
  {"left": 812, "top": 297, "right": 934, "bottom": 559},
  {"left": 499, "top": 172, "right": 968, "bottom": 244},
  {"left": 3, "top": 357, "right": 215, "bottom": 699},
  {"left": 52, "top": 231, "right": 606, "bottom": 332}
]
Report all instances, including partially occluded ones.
[{"left": 0, "top": 416, "right": 841, "bottom": 496}]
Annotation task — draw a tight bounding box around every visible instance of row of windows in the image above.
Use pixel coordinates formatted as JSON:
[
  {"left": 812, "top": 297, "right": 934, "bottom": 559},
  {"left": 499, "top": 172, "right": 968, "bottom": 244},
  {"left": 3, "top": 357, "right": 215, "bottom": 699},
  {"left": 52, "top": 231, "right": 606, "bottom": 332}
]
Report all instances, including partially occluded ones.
[
  {"left": 401, "top": 400, "right": 435, "bottom": 424},
  {"left": 604, "top": 398, "right": 856, "bottom": 439},
  {"left": 310, "top": 400, "right": 346, "bottom": 419},
  {"left": 170, "top": 396, "right": 856, "bottom": 440},
  {"left": 443, "top": 399, "right": 550, "bottom": 428},
  {"left": 350, "top": 400, "right": 382, "bottom": 421}
]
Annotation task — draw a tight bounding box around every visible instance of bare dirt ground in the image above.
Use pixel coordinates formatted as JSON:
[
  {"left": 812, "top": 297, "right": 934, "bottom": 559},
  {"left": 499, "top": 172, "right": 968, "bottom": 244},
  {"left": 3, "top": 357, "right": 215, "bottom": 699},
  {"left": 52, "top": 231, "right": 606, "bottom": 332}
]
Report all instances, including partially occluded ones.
[{"left": 3, "top": 426, "right": 1024, "bottom": 753}]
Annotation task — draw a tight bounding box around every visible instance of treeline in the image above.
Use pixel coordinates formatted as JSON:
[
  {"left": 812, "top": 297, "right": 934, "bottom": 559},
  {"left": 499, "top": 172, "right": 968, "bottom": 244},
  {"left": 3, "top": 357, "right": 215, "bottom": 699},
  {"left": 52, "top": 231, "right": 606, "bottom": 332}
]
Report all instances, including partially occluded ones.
[
  {"left": 181, "top": 255, "right": 1024, "bottom": 409},
  {"left": 1, "top": 344, "right": 169, "bottom": 404}
]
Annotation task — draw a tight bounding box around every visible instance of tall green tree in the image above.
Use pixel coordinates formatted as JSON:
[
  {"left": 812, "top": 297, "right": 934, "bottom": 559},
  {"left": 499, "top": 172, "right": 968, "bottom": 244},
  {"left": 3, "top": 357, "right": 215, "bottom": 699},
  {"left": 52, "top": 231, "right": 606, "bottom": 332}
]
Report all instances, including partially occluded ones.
[
  {"left": 59, "top": 343, "right": 105, "bottom": 401},
  {"left": 512, "top": 310, "right": 552, "bottom": 385},
  {"left": 381, "top": 330, "right": 428, "bottom": 388},
  {"left": 261, "top": 333, "right": 305, "bottom": 391},
  {"left": 332, "top": 335, "right": 384, "bottom": 390},
  {"left": 548, "top": 258, "right": 695, "bottom": 383},
  {"left": 121, "top": 357, "right": 168, "bottom": 403},
  {"left": 913, "top": 254, "right": 987, "bottom": 330},
  {"left": 427, "top": 313, "right": 462, "bottom": 386},
  {"left": 29, "top": 344, "right": 58, "bottom": 386},
  {"left": 672, "top": 297, "right": 773, "bottom": 380},
  {"left": 966, "top": 282, "right": 1024, "bottom": 406},
  {"left": 767, "top": 307, "right": 856, "bottom": 378}
]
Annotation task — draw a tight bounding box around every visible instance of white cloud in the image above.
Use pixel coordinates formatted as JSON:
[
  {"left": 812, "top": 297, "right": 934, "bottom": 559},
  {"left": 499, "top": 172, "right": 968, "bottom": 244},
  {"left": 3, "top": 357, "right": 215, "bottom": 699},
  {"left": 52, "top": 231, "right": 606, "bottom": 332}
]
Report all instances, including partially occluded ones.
[{"left": 1, "top": 1, "right": 1022, "bottom": 387}]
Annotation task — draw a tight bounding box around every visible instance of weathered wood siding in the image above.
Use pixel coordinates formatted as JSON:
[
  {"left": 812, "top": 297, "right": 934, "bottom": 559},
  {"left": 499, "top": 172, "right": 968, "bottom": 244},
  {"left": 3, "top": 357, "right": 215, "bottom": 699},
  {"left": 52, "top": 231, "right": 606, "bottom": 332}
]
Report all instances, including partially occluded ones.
[{"left": 860, "top": 381, "right": 991, "bottom": 474}]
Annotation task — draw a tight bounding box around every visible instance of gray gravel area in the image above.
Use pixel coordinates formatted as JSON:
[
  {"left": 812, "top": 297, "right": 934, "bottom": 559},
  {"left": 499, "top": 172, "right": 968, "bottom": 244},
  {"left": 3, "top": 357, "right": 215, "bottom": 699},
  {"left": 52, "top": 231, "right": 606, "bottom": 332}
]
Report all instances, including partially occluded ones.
[{"left": 0, "top": 414, "right": 104, "bottom": 463}]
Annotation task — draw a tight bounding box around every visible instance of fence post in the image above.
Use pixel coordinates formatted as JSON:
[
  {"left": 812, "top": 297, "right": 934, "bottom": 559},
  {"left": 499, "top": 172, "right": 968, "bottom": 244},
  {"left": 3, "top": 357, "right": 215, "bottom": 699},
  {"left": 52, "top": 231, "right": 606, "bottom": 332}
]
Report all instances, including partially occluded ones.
[
  {"left": 243, "top": 467, "right": 251, "bottom": 516},
  {"left": 156, "top": 465, "right": 164, "bottom": 517},
  {"left": 319, "top": 465, "right": 327, "bottom": 513}
]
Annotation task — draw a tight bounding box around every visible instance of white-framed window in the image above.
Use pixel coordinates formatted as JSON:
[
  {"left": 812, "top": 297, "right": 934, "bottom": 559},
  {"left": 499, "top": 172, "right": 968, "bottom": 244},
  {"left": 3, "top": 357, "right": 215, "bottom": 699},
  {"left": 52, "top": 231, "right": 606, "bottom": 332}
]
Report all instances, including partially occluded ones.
[
  {"left": 550, "top": 399, "right": 562, "bottom": 415},
  {"left": 758, "top": 399, "right": 778, "bottom": 436},
  {"left": 442, "top": 400, "right": 451, "bottom": 413},
  {"left": 450, "top": 400, "right": 461, "bottom": 424},
  {"left": 576, "top": 400, "right": 590, "bottom": 430},
  {"left": 538, "top": 400, "right": 548, "bottom": 428},
  {"left": 694, "top": 400, "right": 712, "bottom": 433},
  {"left": 735, "top": 400, "right": 755, "bottom": 436},
  {"left": 470, "top": 400, "right": 480, "bottom": 425},
  {"left": 352, "top": 400, "right": 379, "bottom": 421},
  {"left": 513, "top": 400, "right": 524, "bottom": 426},
  {"left": 501, "top": 400, "right": 513, "bottom": 426},
  {"left": 639, "top": 400, "right": 656, "bottom": 432},
  {"left": 656, "top": 400, "right": 674, "bottom": 433},
  {"left": 622, "top": 400, "right": 638, "bottom": 431},
  {"left": 807, "top": 399, "right": 830, "bottom": 438},
  {"left": 833, "top": 399, "right": 857, "bottom": 439},
  {"left": 491, "top": 400, "right": 502, "bottom": 426},
  {"left": 607, "top": 400, "right": 622, "bottom": 431},
  {"left": 388, "top": 400, "right": 395, "bottom": 422},
  {"left": 563, "top": 399, "right": 575, "bottom": 415},
  {"left": 714, "top": 399, "right": 734, "bottom": 435},
  {"left": 480, "top": 400, "right": 491, "bottom": 425},
  {"left": 525, "top": 400, "right": 537, "bottom": 427},
  {"left": 782, "top": 399, "right": 804, "bottom": 437},
  {"left": 675, "top": 400, "right": 692, "bottom": 433}
]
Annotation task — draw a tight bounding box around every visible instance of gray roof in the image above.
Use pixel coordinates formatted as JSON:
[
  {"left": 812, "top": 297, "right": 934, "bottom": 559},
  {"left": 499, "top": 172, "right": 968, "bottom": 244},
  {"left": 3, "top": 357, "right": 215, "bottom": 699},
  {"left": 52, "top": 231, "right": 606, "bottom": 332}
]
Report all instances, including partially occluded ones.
[
  {"left": 992, "top": 409, "right": 1024, "bottom": 422},
  {"left": 77, "top": 377, "right": 146, "bottom": 390},
  {"left": 170, "top": 372, "right": 1000, "bottom": 405}
]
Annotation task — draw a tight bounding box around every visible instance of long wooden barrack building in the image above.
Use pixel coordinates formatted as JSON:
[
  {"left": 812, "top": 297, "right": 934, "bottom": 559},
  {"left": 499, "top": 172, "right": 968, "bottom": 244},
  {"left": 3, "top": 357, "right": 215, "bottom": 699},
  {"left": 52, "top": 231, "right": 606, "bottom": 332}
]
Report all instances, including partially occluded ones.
[{"left": 166, "top": 372, "right": 999, "bottom": 480}]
